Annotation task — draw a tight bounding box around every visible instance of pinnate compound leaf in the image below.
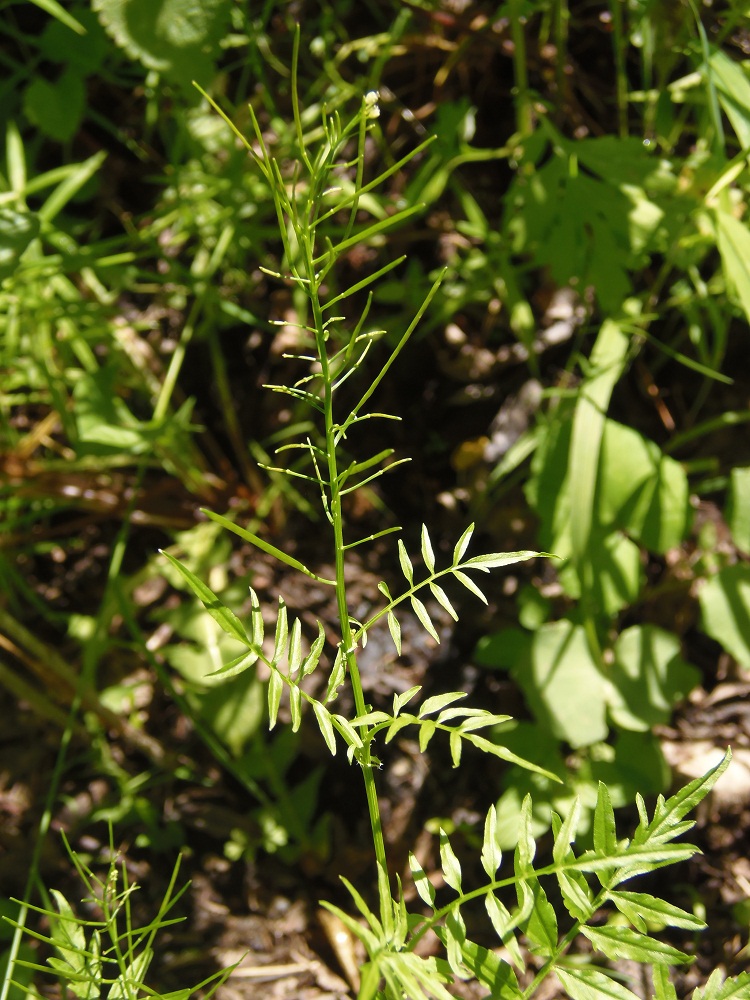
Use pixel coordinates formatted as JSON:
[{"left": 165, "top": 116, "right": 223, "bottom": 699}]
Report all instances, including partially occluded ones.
[
  {"left": 160, "top": 551, "right": 250, "bottom": 647},
  {"left": 398, "top": 538, "right": 414, "bottom": 584},
  {"left": 481, "top": 805, "right": 502, "bottom": 878},
  {"left": 557, "top": 966, "right": 644, "bottom": 1000},
  {"left": 636, "top": 749, "right": 731, "bottom": 844},
  {"left": 453, "top": 523, "right": 474, "bottom": 564},
  {"left": 608, "top": 891, "right": 705, "bottom": 932},
  {"left": 421, "top": 524, "right": 436, "bottom": 573},
  {"left": 453, "top": 570, "right": 488, "bottom": 604},
  {"left": 411, "top": 595, "right": 440, "bottom": 642},
  {"left": 312, "top": 701, "right": 337, "bottom": 755},
  {"left": 693, "top": 969, "right": 750, "bottom": 1000},
  {"left": 463, "top": 734, "right": 560, "bottom": 782},
  {"left": 387, "top": 609, "right": 402, "bottom": 655},
  {"left": 409, "top": 854, "right": 436, "bottom": 906},
  {"left": 439, "top": 829, "right": 463, "bottom": 893},
  {"left": 581, "top": 925, "right": 688, "bottom": 965}
]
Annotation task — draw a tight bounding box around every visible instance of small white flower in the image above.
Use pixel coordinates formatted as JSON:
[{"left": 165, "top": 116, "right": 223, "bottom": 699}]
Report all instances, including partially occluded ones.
[{"left": 364, "top": 90, "right": 380, "bottom": 119}]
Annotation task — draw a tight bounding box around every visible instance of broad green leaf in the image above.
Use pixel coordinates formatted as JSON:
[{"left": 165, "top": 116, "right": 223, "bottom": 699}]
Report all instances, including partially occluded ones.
[
  {"left": 608, "top": 891, "right": 705, "bottom": 932},
  {"left": 609, "top": 625, "right": 701, "bottom": 731},
  {"left": 439, "top": 829, "right": 462, "bottom": 892},
  {"left": 421, "top": 524, "right": 436, "bottom": 573},
  {"left": 268, "top": 670, "right": 282, "bottom": 728},
  {"left": 312, "top": 701, "right": 337, "bottom": 755},
  {"left": 159, "top": 551, "right": 250, "bottom": 647},
  {"left": 419, "top": 692, "right": 467, "bottom": 718},
  {"left": 481, "top": 805, "right": 502, "bottom": 878},
  {"left": 24, "top": 69, "right": 85, "bottom": 143},
  {"left": 581, "top": 925, "right": 688, "bottom": 965},
  {"left": 699, "top": 564, "right": 750, "bottom": 668},
  {"left": 92, "top": 0, "right": 232, "bottom": 88},
  {"left": 715, "top": 204, "right": 750, "bottom": 322},
  {"left": 202, "top": 510, "right": 335, "bottom": 585},
  {"left": 453, "top": 570, "right": 488, "bottom": 604},
  {"left": 410, "top": 595, "right": 440, "bottom": 642},
  {"left": 728, "top": 467, "right": 750, "bottom": 554},
  {"left": 569, "top": 320, "right": 630, "bottom": 563},
  {"left": 453, "top": 523, "right": 474, "bottom": 563},
  {"left": 387, "top": 610, "right": 402, "bottom": 655},
  {"left": 509, "top": 620, "right": 608, "bottom": 748},
  {"left": 398, "top": 539, "right": 414, "bottom": 584},
  {"left": 557, "top": 965, "right": 644, "bottom": 1000},
  {"left": 709, "top": 47, "right": 750, "bottom": 149},
  {"left": 429, "top": 582, "right": 458, "bottom": 621},
  {"left": 598, "top": 420, "right": 691, "bottom": 553},
  {"left": 409, "top": 854, "right": 436, "bottom": 906}
]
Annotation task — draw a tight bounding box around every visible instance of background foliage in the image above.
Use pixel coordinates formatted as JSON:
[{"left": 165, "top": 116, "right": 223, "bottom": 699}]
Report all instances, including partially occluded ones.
[{"left": 1, "top": 0, "right": 750, "bottom": 997}]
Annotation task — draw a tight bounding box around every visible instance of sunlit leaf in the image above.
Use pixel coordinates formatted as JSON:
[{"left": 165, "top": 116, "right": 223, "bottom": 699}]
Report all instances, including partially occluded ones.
[
  {"left": 429, "top": 582, "right": 458, "bottom": 621},
  {"left": 268, "top": 670, "right": 282, "bottom": 728},
  {"left": 409, "top": 853, "right": 436, "bottom": 907},
  {"left": 160, "top": 551, "right": 250, "bottom": 647},
  {"left": 421, "top": 524, "right": 436, "bottom": 573},
  {"left": 387, "top": 609, "right": 402, "bottom": 655},
  {"left": 439, "top": 829, "right": 462, "bottom": 892},
  {"left": 419, "top": 692, "right": 467, "bottom": 718},
  {"left": 481, "top": 805, "right": 502, "bottom": 879},
  {"left": 398, "top": 538, "right": 414, "bottom": 584},
  {"left": 452, "top": 570, "right": 487, "bottom": 604},
  {"left": 313, "top": 701, "right": 337, "bottom": 755},
  {"left": 453, "top": 523, "right": 474, "bottom": 564}
]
